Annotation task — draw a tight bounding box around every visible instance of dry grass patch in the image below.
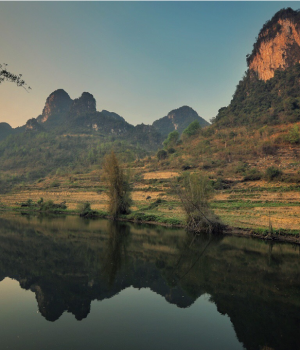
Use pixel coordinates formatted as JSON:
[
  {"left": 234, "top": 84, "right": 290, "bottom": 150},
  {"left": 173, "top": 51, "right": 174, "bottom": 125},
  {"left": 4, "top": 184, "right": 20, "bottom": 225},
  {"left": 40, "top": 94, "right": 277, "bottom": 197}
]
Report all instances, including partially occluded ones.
[{"left": 143, "top": 171, "right": 179, "bottom": 180}]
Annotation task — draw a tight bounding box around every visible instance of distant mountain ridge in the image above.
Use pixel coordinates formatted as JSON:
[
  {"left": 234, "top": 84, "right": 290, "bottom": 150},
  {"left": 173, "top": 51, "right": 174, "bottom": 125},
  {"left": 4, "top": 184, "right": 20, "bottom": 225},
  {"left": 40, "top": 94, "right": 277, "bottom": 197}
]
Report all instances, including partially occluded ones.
[
  {"left": 153, "top": 106, "right": 209, "bottom": 137},
  {"left": 1, "top": 89, "right": 208, "bottom": 147}
]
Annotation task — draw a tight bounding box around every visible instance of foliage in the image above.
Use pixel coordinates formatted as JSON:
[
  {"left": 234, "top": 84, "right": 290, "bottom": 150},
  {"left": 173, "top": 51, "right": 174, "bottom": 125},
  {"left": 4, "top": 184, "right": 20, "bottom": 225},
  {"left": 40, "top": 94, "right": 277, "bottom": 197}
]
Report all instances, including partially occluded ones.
[
  {"left": 20, "top": 198, "right": 67, "bottom": 212},
  {"left": 286, "top": 125, "right": 300, "bottom": 144},
  {"left": 0, "top": 131, "right": 149, "bottom": 189},
  {"left": 182, "top": 121, "right": 201, "bottom": 138},
  {"left": 78, "top": 202, "right": 98, "bottom": 218},
  {"left": 103, "top": 151, "right": 132, "bottom": 218},
  {"left": 174, "top": 173, "right": 222, "bottom": 233},
  {"left": 163, "top": 130, "right": 179, "bottom": 148},
  {"left": 243, "top": 168, "right": 262, "bottom": 181},
  {"left": 214, "top": 63, "right": 300, "bottom": 127},
  {"left": 157, "top": 149, "right": 168, "bottom": 160},
  {"left": 264, "top": 166, "right": 283, "bottom": 181}
]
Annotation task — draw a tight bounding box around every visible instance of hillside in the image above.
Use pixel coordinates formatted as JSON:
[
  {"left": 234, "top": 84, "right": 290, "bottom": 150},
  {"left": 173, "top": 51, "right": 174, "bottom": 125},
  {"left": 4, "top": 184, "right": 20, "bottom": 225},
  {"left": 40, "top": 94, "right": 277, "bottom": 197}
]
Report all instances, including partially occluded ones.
[{"left": 215, "top": 8, "right": 300, "bottom": 127}]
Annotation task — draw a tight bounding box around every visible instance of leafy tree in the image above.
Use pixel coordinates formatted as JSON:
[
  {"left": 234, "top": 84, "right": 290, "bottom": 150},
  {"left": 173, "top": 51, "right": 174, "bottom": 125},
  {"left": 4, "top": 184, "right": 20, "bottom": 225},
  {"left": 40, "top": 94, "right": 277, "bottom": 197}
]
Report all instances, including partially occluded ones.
[
  {"left": 156, "top": 149, "right": 168, "bottom": 160},
  {"left": 163, "top": 130, "right": 179, "bottom": 148},
  {"left": 103, "top": 151, "right": 131, "bottom": 218},
  {"left": 182, "top": 121, "right": 201, "bottom": 138}
]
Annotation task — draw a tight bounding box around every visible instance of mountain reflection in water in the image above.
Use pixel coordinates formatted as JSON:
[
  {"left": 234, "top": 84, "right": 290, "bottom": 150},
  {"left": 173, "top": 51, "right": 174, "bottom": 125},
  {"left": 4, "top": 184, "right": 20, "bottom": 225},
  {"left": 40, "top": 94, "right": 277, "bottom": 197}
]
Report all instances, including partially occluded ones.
[{"left": 0, "top": 214, "right": 300, "bottom": 350}]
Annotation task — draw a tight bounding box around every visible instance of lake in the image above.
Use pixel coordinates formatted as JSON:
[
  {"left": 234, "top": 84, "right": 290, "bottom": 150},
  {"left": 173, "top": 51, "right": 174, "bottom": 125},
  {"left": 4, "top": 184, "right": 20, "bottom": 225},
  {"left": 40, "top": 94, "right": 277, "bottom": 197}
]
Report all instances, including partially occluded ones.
[{"left": 0, "top": 214, "right": 299, "bottom": 350}]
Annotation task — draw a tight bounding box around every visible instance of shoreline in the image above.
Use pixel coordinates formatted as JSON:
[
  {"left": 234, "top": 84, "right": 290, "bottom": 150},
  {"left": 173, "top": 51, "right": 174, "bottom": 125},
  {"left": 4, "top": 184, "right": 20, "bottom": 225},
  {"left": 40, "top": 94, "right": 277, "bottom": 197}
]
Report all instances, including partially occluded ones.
[{"left": 2, "top": 207, "right": 300, "bottom": 245}]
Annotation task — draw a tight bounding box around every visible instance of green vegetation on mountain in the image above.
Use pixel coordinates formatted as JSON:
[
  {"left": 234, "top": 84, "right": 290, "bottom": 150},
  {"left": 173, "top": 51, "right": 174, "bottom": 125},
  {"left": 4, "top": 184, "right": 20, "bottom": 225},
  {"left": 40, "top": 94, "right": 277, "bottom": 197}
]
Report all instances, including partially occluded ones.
[{"left": 214, "top": 63, "right": 300, "bottom": 127}]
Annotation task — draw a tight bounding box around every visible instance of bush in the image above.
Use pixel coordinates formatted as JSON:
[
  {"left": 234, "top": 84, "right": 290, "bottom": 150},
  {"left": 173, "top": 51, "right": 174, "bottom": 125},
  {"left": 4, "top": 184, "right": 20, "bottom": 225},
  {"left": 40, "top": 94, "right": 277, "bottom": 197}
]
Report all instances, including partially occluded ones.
[
  {"left": 243, "top": 168, "right": 262, "bottom": 181},
  {"left": 234, "top": 162, "right": 249, "bottom": 174},
  {"left": 157, "top": 149, "right": 168, "bottom": 160},
  {"left": 265, "top": 166, "right": 282, "bottom": 181},
  {"left": 167, "top": 147, "right": 176, "bottom": 154},
  {"left": 286, "top": 124, "right": 300, "bottom": 144},
  {"left": 40, "top": 200, "right": 67, "bottom": 211},
  {"left": 78, "top": 202, "right": 98, "bottom": 218}
]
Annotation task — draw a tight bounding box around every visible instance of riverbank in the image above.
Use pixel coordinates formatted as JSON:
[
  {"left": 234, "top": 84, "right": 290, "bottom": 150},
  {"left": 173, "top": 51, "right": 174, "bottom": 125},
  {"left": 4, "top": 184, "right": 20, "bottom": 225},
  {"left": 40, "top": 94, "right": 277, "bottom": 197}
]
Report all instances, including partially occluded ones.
[
  {"left": 1, "top": 168, "right": 300, "bottom": 244},
  {"left": 2, "top": 203, "right": 300, "bottom": 245}
]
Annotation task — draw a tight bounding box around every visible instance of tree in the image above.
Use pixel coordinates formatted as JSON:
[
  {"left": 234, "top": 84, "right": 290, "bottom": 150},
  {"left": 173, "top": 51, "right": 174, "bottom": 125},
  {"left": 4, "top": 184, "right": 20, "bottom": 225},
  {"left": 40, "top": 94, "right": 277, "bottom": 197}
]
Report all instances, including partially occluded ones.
[
  {"left": 103, "top": 151, "right": 131, "bottom": 218},
  {"left": 182, "top": 121, "right": 201, "bottom": 138},
  {"left": 0, "top": 63, "right": 30, "bottom": 90},
  {"left": 174, "top": 173, "right": 222, "bottom": 233},
  {"left": 163, "top": 130, "right": 179, "bottom": 148},
  {"left": 156, "top": 149, "right": 168, "bottom": 160}
]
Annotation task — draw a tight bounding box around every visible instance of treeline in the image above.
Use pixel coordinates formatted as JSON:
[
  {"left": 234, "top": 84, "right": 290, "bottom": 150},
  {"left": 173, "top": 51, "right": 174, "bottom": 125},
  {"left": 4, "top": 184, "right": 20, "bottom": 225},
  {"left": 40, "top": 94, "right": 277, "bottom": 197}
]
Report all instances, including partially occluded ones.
[{"left": 0, "top": 131, "right": 149, "bottom": 186}]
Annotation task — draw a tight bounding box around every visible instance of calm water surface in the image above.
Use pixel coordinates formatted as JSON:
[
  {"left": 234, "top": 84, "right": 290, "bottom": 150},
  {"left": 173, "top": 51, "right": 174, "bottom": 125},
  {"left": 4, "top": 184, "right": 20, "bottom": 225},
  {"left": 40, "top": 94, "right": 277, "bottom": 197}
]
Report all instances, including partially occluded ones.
[{"left": 0, "top": 214, "right": 299, "bottom": 350}]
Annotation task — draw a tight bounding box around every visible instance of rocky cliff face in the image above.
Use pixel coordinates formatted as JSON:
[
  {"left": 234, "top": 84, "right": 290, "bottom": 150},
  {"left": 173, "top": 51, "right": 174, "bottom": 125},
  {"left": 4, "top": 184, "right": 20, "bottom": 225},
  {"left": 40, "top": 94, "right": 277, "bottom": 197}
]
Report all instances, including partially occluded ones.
[
  {"left": 37, "top": 89, "right": 72, "bottom": 124},
  {"left": 153, "top": 106, "right": 209, "bottom": 137},
  {"left": 247, "top": 8, "right": 300, "bottom": 81},
  {"left": 25, "top": 118, "right": 45, "bottom": 132},
  {"left": 68, "top": 92, "right": 96, "bottom": 117}
]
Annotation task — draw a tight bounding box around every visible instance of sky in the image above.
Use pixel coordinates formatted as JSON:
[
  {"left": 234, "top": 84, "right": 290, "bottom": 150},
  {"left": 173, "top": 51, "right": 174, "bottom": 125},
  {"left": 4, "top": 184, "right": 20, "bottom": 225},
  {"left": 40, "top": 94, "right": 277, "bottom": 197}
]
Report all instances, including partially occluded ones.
[{"left": 1, "top": 1, "right": 300, "bottom": 128}]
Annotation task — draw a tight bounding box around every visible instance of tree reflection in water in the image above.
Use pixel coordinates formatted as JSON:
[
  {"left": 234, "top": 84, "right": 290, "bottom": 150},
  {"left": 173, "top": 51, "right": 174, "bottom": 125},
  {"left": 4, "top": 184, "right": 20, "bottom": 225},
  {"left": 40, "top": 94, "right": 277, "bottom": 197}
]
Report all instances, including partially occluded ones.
[{"left": 102, "top": 221, "right": 131, "bottom": 286}]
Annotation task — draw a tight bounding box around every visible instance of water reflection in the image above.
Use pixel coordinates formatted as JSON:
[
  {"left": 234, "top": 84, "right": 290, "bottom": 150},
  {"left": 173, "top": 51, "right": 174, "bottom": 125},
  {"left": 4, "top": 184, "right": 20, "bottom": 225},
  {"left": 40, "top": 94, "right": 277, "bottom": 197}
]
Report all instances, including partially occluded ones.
[{"left": 0, "top": 214, "right": 300, "bottom": 349}]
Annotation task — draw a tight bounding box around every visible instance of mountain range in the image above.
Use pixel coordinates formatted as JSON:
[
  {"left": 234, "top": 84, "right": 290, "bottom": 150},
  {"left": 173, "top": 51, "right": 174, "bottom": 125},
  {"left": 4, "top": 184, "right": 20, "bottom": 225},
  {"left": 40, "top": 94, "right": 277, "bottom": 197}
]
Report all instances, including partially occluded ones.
[{"left": 0, "top": 88, "right": 208, "bottom": 147}]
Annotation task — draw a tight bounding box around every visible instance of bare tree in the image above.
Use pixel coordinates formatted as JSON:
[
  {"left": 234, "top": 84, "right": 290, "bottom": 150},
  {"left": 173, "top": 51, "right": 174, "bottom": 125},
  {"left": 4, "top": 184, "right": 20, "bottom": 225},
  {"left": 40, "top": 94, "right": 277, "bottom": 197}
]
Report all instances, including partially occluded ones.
[{"left": 174, "top": 173, "right": 223, "bottom": 233}]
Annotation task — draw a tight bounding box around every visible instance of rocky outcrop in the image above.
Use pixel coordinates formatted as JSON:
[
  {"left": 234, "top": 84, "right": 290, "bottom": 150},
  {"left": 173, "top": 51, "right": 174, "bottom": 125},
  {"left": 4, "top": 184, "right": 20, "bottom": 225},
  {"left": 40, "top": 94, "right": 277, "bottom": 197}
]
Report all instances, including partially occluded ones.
[
  {"left": 153, "top": 106, "right": 209, "bottom": 137},
  {"left": 68, "top": 92, "right": 96, "bottom": 117},
  {"left": 247, "top": 8, "right": 300, "bottom": 81},
  {"left": 101, "top": 110, "right": 125, "bottom": 122},
  {"left": 25, "top": 118, "right": 45, "bottom": 132},
  {"left": 37, "top": 89, "right": 72, "bottom": 124}
]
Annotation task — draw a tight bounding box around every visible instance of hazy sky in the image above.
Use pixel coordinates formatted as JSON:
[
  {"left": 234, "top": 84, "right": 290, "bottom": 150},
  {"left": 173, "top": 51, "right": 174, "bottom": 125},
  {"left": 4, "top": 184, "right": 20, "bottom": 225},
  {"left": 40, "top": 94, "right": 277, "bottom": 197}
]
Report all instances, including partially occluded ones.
[{"left": 1, "top": 1, "right": 299, "bottom": 128}]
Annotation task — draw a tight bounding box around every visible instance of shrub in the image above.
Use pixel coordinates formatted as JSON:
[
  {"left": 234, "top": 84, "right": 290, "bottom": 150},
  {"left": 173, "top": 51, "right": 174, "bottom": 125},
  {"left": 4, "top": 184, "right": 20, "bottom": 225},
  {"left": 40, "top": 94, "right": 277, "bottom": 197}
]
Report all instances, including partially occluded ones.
[
  {"left": 103, "top": 151, "right": 132, "bottom": 218},
  {"left": 265, "top": 166, "right": 282, "bottom": 181},
  {"left": 157, "top": 149, "right": 168, "bottom": 160},
  {"left": 78, "top": 202, "right": 98, "bottom": 218},
  {"left": 167, "top": 147, "right": 176, "bottom": 154},
  {"left": 213, "top": 178, "right": 231, "bottom": 190},
  {"left": 287, "top": 124, "right": 300, "bottom": 144},
  {"left": 235, "top": 162, "right": 248, "bottom": 174},
  {"left": 243, "top": 168, "right": 262, "bottom": 181}
]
